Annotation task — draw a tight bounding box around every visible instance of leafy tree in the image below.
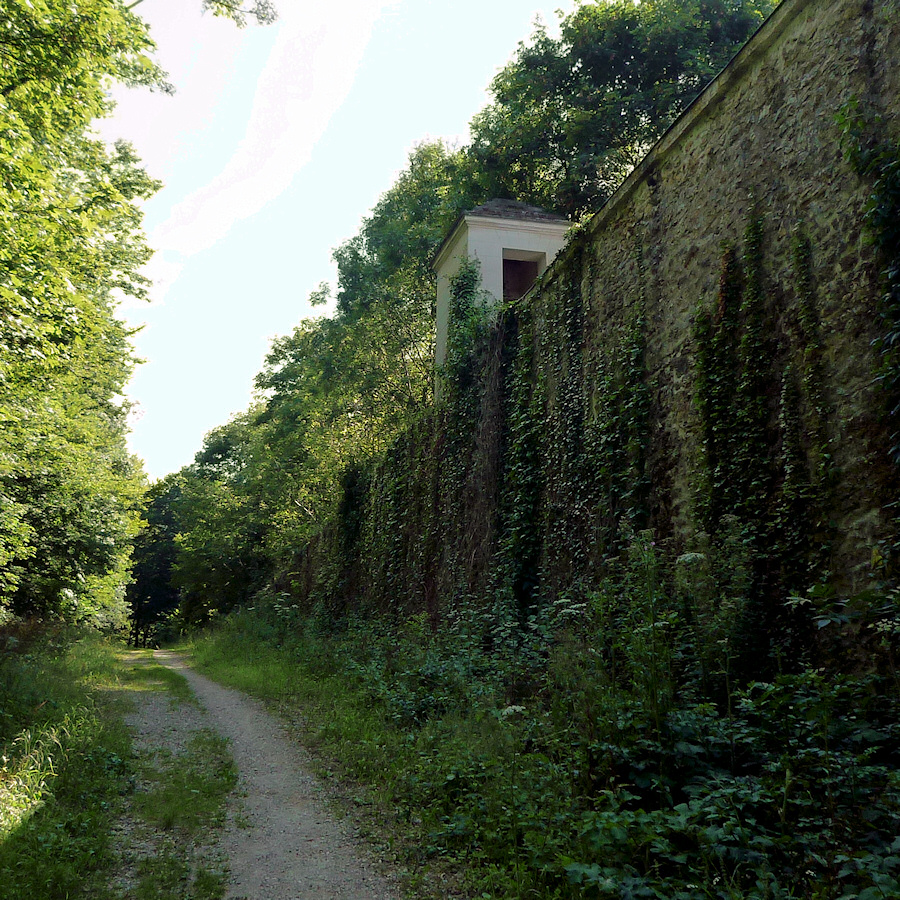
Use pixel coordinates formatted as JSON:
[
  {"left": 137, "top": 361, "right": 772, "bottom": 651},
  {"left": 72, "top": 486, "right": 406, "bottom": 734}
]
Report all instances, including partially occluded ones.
[
  {"left": 127, "top": 476, "right": 183, "bottom": 644},
  {"left": 205, "top": 0, "right": 276, "bottom": 26},
  {"left": 468, "top": 0, "right": 775, "bottom": 217},
  {"left": 334, "top": 141, "right": 478, "bottom": 318},
  {"left": 2, "top": 0, "right": 276, "bottom": 624},
  {"left": 126, "top": 0, "right": 277, "bottom": 27},
  {"left": 322, "top": 143, "right": 477, "bottom": 439},
  {"left": 0, "top": 0, "right": 165, "bottom": 621},
  {"left": 168, "top": 415, "right": 271, "bottom": 624}
]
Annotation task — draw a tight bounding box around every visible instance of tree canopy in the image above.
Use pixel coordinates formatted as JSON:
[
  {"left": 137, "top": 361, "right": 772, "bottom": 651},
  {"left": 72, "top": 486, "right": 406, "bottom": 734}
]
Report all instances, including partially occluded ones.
[
  {"left": 0, "top": 0, "right": 169, "bottom": 622},
  {"left": 469, "top": 0, "right": 773, "bottom": 217},
  {"left": 1, "top": 0, "right": 273, "bottom": 625}
]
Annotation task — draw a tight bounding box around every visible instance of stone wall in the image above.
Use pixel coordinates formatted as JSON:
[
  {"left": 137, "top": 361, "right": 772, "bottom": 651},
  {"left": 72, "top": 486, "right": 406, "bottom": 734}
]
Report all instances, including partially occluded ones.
[
  {"left": 299, "top": 0, "right": 900, "bottom": 623},
  {"left": 529, "top": 0, "right": 900, "bottom": 585}
]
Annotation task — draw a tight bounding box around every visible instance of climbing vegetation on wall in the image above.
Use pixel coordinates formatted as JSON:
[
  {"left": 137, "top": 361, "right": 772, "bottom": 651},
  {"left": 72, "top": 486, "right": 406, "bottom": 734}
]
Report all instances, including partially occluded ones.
[
  {"left": 839, "top": 101, "right": 900, "bottom": 467},
  {"left": 143, "top": 1, "right": 900, "bottom": 894},
  {"left": 693, "top": 214, "right": 839, "bottom": 589},
  {"left": 225, "top": 189, "right": 900, "bottom": 898},
  {"left": 837, "top": 101, "right": 900, "bottom": 613}
]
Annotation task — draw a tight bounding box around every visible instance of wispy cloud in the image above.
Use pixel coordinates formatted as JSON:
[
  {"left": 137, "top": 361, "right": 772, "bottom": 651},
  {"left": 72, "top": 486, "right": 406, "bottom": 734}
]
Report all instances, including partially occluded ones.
[{"left": 149, "top": 0, "right": 395, "bottom": 263}]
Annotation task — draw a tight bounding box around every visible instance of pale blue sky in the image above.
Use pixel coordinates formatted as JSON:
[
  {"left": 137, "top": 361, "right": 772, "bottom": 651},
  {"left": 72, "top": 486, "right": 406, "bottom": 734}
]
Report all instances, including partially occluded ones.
[{"left": 101, "top": 0, "right": 576, "bottom": 479}]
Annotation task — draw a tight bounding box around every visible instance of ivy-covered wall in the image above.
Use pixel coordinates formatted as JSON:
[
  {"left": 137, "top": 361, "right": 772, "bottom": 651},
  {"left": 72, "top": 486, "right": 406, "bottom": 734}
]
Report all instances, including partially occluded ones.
[
  {"left": 569, "top": 0, "right": 900, "bottom": 581},
  {"left": 291, "top": 0, "right": 900, "bottom": 636}
]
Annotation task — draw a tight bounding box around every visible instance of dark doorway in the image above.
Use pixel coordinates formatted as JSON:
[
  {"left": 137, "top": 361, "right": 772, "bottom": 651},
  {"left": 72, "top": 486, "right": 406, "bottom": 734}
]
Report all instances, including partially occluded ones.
[{"left": 503, "top": 258, "right": 540, "bottom": 301}]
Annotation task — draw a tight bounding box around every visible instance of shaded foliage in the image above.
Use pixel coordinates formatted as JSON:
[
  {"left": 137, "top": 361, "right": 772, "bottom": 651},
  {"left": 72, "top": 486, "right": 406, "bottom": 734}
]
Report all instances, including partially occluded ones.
[{"left": 127, "top": 478, "right": 182, "bottom": 645}]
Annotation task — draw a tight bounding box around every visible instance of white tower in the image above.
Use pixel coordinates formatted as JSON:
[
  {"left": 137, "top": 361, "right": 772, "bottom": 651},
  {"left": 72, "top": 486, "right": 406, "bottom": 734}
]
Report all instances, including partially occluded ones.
[{"left": 432, "top": 199, "right": 570, "bottom": 371}]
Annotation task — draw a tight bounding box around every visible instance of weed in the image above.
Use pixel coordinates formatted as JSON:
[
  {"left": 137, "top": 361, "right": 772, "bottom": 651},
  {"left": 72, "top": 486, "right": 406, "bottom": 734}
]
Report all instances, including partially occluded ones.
[
  {"left": 135, "top": 729, "right": 236, "bottom": 833},
  {"left": 192, "top": 581, "right": 900, "bottom": 900}
]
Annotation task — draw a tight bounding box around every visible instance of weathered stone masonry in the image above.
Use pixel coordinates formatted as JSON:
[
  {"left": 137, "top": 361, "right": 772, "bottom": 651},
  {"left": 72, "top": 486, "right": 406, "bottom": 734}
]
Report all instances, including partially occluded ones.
[
  {"left": 531, "top": 0, "right": 900, "bottom": 583},
  {"left": 295, "top": 0, "right": 900, "bottom": 618}
]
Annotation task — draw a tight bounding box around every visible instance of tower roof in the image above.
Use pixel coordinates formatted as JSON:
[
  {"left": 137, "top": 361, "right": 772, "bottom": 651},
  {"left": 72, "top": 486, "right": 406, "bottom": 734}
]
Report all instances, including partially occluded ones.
[
  {"left": 466, "top": 198, "right": 568, "bottom": 223},
  {"left": 432, "top": 199, "right": 569, "bottom": 270}
]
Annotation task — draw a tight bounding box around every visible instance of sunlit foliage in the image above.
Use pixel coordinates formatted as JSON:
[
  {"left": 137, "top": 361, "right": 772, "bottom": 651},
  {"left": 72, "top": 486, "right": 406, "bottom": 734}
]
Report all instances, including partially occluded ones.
[{"left": 0, "top": 0, "right": 164, "bottom": 621}]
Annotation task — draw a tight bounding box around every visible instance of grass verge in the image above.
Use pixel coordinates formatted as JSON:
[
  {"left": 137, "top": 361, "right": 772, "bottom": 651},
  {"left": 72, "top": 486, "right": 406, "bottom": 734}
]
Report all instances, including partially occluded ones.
[
  {"left": 0, "top": 627, "right": 132, "bottom": 899},
  {"left": 0, "top": 628, "right": 236, "bottom": 900},
  {"left": 189, "top": 603, "right": 900, "bottom": 900}
]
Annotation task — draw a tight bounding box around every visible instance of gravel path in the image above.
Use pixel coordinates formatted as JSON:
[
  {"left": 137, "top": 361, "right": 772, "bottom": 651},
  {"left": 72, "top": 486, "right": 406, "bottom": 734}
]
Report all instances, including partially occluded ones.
[{"left": 150, "top": 650, "right": 400, "bottom": 900}]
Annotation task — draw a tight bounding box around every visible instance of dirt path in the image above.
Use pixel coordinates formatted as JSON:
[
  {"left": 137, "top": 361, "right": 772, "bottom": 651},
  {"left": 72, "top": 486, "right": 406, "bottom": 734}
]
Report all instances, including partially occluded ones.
[{"left": 147, "top": 650, "right": 401, "bottom": 900}]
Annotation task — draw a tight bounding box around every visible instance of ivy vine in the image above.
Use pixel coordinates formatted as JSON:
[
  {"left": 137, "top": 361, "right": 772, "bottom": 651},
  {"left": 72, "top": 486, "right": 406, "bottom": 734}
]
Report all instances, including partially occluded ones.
[
  {"left": 496, "top": 304, "right": 544, "bottom": 623},
  {"left": 838, "top": 101, "right": 900, "bottom": 464},
  {"left": 838, "top": 100, "right": 900, "bottom": 573},
  {"left": 693, "top": 212, "right": 841, "bottom": 668}
]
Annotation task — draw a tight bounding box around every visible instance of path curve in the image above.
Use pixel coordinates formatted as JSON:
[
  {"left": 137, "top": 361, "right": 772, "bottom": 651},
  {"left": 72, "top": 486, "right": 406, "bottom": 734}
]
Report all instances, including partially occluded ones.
[{"left": 152, "top": 650, "right": 400, "bottom": 900}]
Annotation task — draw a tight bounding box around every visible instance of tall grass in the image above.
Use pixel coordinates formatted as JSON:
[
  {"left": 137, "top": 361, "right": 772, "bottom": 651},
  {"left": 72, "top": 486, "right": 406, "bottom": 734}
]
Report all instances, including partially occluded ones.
[
  {"left": 190, "top": 570, "right": 900, "bottom": 900},
  {"left": 0, "top": 627, "right": 131, "bottom": 900}
]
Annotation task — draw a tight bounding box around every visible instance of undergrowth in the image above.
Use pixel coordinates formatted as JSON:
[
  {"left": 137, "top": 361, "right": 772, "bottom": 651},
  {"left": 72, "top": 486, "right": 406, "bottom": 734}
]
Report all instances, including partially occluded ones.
[
  {"left": 0, "top": 626, "right": 132, "bottom": 900},
  {"left": 191, "top": 543, "right": 900, "bottom": 900},
  {"left": 0, "top": 628, "right": 237, "bottom": 900}
]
